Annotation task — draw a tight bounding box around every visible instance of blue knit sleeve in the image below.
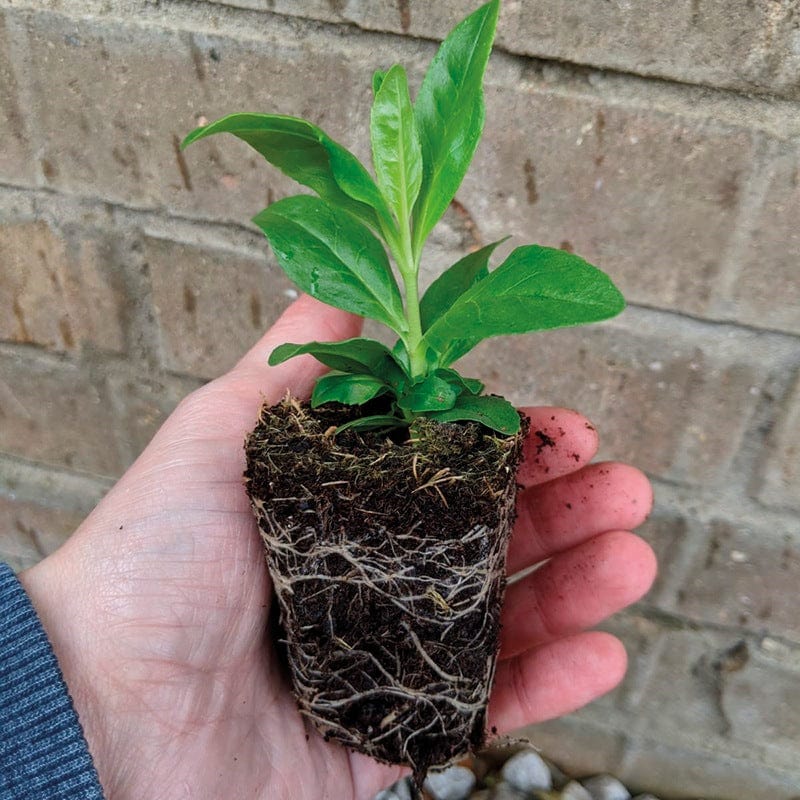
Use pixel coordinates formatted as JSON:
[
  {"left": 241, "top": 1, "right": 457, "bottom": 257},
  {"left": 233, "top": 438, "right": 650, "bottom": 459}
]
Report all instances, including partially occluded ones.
[{"left": 0, "top": 563, "right": 105, "bottom": 800}]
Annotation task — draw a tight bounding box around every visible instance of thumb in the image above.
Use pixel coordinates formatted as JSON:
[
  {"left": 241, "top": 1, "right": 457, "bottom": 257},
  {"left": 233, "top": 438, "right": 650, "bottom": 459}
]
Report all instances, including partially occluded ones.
[{"left": 217, "top": 293, "right": 363, "bottom": 404}]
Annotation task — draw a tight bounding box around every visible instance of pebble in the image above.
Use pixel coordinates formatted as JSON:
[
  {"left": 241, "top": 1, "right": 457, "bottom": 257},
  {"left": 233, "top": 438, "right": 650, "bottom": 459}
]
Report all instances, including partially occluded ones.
[
  {"left": 424, "top": 765, "right": 477, "bottom": 800},
  {"left": 500, "top": 749, "right": 553, "bottom": 792},
  {"left": 582, "top": 774, "right": 632, "bottom": 800},
  {"left": 561, "top": 780, "right": 594, "bottom": 800},
  {"left": 373, "top": 777, "right": 412, "bottom": 800},
  {"left": 631, "top": 795, "right": 661, "bottom": 800}
]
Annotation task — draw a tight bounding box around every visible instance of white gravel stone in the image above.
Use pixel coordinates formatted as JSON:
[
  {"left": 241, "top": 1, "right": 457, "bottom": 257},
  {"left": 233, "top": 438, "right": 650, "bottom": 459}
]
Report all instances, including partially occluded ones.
[
  {"left": 423, "top": 765, "right": 476, "bottom": 800},
  {"left": 373, "top": 777, "right": 412, "bottom": 800},
  {"left": 561, "top": 779, "right": 594, "bottom": 799},
  {"left": 631, "top": 795, "right": 661, "bottom": 800},
  {"left": 500, "top": 749, "right": 553, "bottom": 792},
  {"left": 581, "top": 774, "right": 632, "bottom": 800}
]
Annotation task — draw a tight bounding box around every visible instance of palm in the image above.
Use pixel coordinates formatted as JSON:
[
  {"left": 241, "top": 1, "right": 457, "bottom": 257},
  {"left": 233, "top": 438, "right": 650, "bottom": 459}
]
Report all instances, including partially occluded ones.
[{"left": 24, "top": 297, "right": 654, "bottom": 800}]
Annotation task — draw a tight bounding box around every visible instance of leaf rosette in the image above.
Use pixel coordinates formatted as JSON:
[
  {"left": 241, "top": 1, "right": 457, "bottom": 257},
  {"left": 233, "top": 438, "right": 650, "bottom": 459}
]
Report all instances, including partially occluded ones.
[{"left": 182, "top": 0, "right": 625, "bottom": 435}]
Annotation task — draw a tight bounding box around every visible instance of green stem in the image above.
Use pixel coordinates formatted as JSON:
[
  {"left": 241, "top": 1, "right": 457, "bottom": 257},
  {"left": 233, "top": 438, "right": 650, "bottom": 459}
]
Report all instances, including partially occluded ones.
[{"left": 397, "top": 222, "right": 426, "bottom": 378}]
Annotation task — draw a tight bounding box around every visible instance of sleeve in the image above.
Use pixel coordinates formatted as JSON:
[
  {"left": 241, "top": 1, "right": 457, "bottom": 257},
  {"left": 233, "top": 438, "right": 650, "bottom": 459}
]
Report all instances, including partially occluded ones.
[{"left": 0, "top": 563, "right": 106, "bottom": 800}]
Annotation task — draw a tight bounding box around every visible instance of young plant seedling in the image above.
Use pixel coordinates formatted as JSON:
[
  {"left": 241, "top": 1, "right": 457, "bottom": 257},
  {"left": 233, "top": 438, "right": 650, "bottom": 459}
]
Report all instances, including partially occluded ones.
[
  {"left": 182, "top": 0, "right": 624, "bottom": 438},
  {"left": 182, "top": 0, "right": 627, "bottom": 780}
]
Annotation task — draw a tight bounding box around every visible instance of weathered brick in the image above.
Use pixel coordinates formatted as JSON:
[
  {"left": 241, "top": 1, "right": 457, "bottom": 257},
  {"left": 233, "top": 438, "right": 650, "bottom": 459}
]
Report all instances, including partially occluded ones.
[
  {"left": 632, "top": 514, "right": 690, "bottom": 604},
  {"left": 675, "top": 519, "right": 800, "bottom": 641},
  {"left": 729, "top": 148, "right": 800, "bottom": 336},
  {"left": 458, "top": 315, "right": 760, "bottom": 486},
  {"left": 619, "top": 736, "right": 800, "bottom": 800},
  {"left": 0, "top": 495, "right": 83, "bottom": 572},
  {"left": 0, "top": 219, "right": 127, "bottom": 353},
  {"left": 0, "top": 350, "right": 123, "bottom": 477},
  {"left": 0, "top": 12, "right": 34, "bottom": 184},
  {"left": 461, "top": 88, "right": 755, "bottom": 319},
  {"left": 634, "top": 630, "right": 800, "bottom": 762},
  {"left": 592, "top": 612, "right": 664, "bottom": 713},
  {"left": 106, "top": 370, "right": 201, "bottom": 468},
  {"left": 756, "top": 374, "right": 800, "bottom": 511},
  {"left": 145, "top": 235, "right": 294, "bottom": 378},
  {"left": 21, "top": 11, "right": 376, "bottom": 223},
  {"left": 519, "top": 715, "right": 625, "bottom": 779},
  {"left": 210, "top": 0, "right": 800, "bottom": 99}
]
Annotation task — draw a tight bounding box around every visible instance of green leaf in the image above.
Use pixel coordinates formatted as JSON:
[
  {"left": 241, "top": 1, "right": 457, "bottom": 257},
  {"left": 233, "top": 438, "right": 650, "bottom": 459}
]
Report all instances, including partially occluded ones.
[
  {"left": 336, "top": 415, "right": 405, "bottom": 434},
  {"left": 423, "top": 245, "right": 626, "bottom": 365},
  {"left": 372, "top": 69, "right": 387, "bottom": 96},
  {"left": 434, "top": 367, "right": 484, "bottom": 396},
  {"left": 181, "top": 113, "right": 394, "bottom": 234},
  {"left": 428, "top": 394, "right": 520, "bottom": 435},
  {"left": 412, "top": 0, "right": 500, "bottom": 248},
  {"left": 268, "top": 338, "right": 408, "bottom": 386},
  {"left": 371, "top": 64, "right": 422, "bottom": 223},
  {"left": 419, "top": 238, "right": 507, "bottom": 330},
  {"left": 398, "top": 373, "right": 459, "bottom": 413},
  {"left": 311, "top": 372, "right": 390, "bottom": 407},
  {"left": 253, "top": 196, "right": 406, "bottom": 332}
]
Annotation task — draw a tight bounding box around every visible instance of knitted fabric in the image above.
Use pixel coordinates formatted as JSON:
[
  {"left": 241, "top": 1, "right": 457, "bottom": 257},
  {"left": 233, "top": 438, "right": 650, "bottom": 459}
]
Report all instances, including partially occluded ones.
[{"left": 0, "top": 563, "right": 105, "bottom": 800}]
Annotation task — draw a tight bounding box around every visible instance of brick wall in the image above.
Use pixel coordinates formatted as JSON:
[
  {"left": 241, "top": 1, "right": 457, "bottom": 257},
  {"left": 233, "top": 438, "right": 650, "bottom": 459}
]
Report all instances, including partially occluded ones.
[{"left": 1, "top": 2, "right": 798, "bottom": 797}]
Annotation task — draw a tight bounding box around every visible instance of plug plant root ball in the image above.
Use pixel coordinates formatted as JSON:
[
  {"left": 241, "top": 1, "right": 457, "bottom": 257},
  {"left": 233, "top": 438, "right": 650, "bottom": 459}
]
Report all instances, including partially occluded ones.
[{"left": 245, "top": 400, "right": 529, "bottom": 778}]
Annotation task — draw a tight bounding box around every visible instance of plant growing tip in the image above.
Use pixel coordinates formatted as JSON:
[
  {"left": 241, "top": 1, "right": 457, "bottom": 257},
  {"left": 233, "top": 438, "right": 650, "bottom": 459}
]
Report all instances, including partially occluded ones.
[{"left": 182, "top": 0, "right": 625, "bottom": 435}]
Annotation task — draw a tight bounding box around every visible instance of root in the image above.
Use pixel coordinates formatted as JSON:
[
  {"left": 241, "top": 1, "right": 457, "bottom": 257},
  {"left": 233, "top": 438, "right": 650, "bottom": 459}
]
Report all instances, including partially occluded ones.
[{"left": 245, "top": 400, "right": 528, "bottom": 777}]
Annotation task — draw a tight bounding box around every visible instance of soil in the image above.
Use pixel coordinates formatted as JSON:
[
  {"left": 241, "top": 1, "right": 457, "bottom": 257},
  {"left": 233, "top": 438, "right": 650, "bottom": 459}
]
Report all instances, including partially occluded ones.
[{"left": 244, "top": 397, "right": 528, "bottom": 779}]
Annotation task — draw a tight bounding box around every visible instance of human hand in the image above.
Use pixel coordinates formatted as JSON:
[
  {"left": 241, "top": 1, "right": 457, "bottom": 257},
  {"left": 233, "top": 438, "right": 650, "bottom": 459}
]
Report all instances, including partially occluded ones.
[{"left": 19, "top": 295, "right": 655, "bottom": 800}]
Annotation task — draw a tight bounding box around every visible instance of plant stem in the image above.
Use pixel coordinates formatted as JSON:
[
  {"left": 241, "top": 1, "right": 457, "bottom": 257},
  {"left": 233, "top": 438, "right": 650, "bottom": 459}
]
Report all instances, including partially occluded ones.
[{"left": 396, "top": 219, "right": 426, "bottom": 378}]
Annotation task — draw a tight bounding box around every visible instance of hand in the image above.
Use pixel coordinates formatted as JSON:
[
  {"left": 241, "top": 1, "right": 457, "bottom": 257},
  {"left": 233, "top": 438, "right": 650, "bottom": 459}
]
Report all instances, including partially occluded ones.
[{"left": 19, "top": 296, "right": 655, "bottom": 800}]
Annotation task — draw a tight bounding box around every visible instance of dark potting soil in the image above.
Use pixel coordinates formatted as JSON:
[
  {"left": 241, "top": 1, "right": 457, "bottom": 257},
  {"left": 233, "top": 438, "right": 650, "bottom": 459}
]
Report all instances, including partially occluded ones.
[{"left": 244, "top": 398, "right": 528, "bottom": 779}]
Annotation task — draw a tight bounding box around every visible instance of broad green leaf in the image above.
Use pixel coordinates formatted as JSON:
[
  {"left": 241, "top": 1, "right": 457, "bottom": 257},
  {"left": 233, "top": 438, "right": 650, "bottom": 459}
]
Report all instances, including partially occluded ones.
[
  {"left": 412, "top": 0, "right": 500, "bottom": 248},
  {"left": 372, "top": 69, "right": 387, "bottom": 96},
  {"left": 428, "top": 393, "right": 520, "bottom": 435},
  {"left": 371, "top": 64, "right": 422, "bottom": 223},
  {"left": 336, "top": 415, "right": 405, "bottom": 434},
  {"left": 398, "top": 373, "right": 459, "bottom": 413},
  {"left": 181, "top": 113, "right": 394, "bottom": 234},
  {"left": 391, "top": 339, "right": 411, "bottom": 373},
  {"left": 268, "top": 338, "right": 408, "bottom": 386},
  {"left": 435, "top": 367, "right": 484, "bottom": 396},
  {"left": 419, "top": 238, "right": 507, "bottom": 330},
  {"left": 423, "top": 245, "right": 626, "bottom": 365},
  {"left": 253, "top": 196, "right": 406, "bottom": 332},
  {"left": 311, "top": 372, "right": 390, "bottom": 407}
]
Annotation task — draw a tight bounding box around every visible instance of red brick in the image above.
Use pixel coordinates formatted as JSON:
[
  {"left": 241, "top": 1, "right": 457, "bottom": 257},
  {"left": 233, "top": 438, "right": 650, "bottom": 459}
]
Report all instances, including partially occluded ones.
[
  {"left": 676, "top": 519, "right": 800, "bottom": 641},
  {"left": 619, "top": 736, "right": 800, "bottom": 799},
  {"left": 730, "top": 148, "right": 800, "bottom": 335},
  {"left": 461, "top": 89, "right": 755, "bottom": 319},
  {"left": 0, "top": 495, "right": 84, "bottom": 572},
  {"left": 622, "top": 629, "right": 800, "bottom": 795},
  {"left": 145, "top": 235, "right": 294, "bottom": 379},
  {"left": 0, "top": 12, "right": 34, "bottom": 184},
  {"left": 0, "top": 351, "right": 123, "bottom": 477},
  {"left": 0, "top": 220, "right": 127, "bottom": 353},
  {"left": 519, "top": 715, "right": 625, "bottom": 779},
  {"left": 757, "top": 374, "right": 800, "bottom": 510},
  {"left": 211, "top": 1, "right": 800, "bottom": 99},
  {"left": 632, "top": 514, "right": 689, "bottom": 604},
  {"left": 459, "top": 318, "right": 760, "bottom": 486},
  {"left": 21, "top": 11, "right": 375, "bottom": 224}
]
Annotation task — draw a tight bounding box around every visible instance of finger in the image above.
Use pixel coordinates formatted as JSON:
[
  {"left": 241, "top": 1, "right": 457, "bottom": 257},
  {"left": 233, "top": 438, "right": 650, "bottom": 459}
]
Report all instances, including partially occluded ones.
[
  {"left": 501, "top": 531, "right": 656, "bottom": 659},
  {"left": 222, "top": 293, "right": 363, "bottom": 402},
  {"left": 508, "top": 462, "right": 653, "bottom": 573},
  {"left": 516, "top": 407, "right": 599, "bottom": 487},
  {"left": 488, "top": 632, "right": 627, "bottom": 731}
]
